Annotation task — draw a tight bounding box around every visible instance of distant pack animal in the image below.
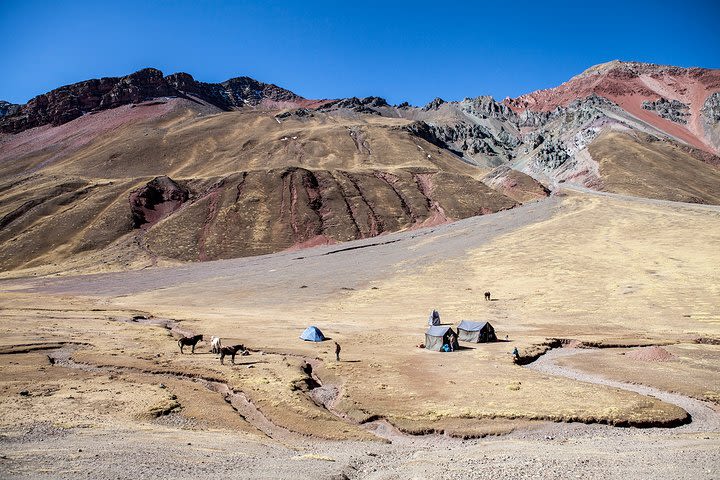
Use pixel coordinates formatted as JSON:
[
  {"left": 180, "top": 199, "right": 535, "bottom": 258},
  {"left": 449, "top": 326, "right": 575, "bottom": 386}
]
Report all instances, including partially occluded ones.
[
  {"left": 484, "top": 291, "right": 491, "bottom": 301},
  {"left": 220, "top": 344, "right": 245, "bottom": 365},
  {"left": 178, "top": 334, "right": 203, "bottom": 354},
  {"left": 210, "top": 336, "right": 222, "bottom": 354}
]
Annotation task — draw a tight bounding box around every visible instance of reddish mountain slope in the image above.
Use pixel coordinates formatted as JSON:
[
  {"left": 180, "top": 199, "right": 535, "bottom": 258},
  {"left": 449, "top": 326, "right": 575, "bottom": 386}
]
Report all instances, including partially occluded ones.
[{"left": 505, "top": 61, "right": 720, "bottom": 154}]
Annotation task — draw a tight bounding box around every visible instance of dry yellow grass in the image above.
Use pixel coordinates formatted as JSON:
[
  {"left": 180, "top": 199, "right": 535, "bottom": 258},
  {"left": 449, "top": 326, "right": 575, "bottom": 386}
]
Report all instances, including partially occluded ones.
[
  {"left": 2, "top": 191, "right": 718, "bottom": 439},
  {"left": 590, "top": 130, "right": 720, "bottom": 204}
]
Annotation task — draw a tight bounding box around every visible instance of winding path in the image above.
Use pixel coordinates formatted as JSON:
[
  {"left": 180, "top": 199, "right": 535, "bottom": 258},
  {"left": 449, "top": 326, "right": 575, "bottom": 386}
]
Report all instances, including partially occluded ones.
[{"left": 526, "top": 347, "right": 720, "bottom": 433}]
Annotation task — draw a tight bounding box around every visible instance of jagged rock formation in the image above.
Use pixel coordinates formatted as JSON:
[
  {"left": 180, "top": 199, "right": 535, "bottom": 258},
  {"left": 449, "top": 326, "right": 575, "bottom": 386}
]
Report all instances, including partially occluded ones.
[
  {"left": 701, "top": 92, "right": 720, "bottom": 152},
  {"left": 702, "top": 92, "right": 720, "bottom": 123},
  {"left": 129, "top": 176, "right": 190, "bottom": 228},
  {"left": 423, "top": 98, "right": 446, "bottom": 111},
  {"left": 318, "top": 97, "right": 390, "bottom": 115},
  {"left": 275, "top": 108, "right": 314, "bottom": 120},
  {"left": 0, "top": 68, "right": 309, "bottom": 134},
  {"left": 642, "top": 98, "right": 690, "bottom": 124}
]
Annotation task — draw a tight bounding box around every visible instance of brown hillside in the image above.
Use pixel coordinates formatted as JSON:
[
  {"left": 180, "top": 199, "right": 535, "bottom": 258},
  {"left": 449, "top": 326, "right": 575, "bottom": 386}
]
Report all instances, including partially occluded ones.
[
  {"left": 0, "top": 100, "right": 516, "bottom": 271},
  {"left": 588, "top": 130, "right": 720, "bottom": 204}
]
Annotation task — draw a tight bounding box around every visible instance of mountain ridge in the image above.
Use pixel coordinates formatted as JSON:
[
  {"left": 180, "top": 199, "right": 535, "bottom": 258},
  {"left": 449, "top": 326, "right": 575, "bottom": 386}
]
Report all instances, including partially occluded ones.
[
  {"left": 1, "top": 61, "right": 719, "bottom": 273},
  {"left": 0, "top": 68, "right": 326, "bottom": 134}
]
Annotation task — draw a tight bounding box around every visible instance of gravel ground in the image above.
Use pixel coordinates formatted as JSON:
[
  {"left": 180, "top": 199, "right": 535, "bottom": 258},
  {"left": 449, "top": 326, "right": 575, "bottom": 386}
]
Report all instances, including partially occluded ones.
[
  {"left": 2, "top": 345, "right": 718, "bottom": 480},
  {"left": 1, "top": 418, "right": 718, "bottom": 479}
]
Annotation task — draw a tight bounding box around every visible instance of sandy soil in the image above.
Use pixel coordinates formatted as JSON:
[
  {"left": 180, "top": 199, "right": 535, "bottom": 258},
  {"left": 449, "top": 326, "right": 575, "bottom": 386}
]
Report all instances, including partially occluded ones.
[{"left": 1, "top": 191, "right": 719, "bottom": 478}]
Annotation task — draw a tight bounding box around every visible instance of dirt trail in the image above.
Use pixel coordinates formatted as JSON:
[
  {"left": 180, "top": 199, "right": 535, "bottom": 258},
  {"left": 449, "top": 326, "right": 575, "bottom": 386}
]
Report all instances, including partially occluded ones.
[
  {"left": 526, "top": 347, "right": 720, "bottom": 433},
  {"left": 44, "top": 344, "right": 301, "bottom": 441}
]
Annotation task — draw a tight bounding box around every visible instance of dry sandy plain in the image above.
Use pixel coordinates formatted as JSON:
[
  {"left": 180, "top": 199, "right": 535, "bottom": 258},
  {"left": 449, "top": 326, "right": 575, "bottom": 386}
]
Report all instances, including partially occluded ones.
[{"left": 1, "top": 190, "right": 719, "bottom": 479}]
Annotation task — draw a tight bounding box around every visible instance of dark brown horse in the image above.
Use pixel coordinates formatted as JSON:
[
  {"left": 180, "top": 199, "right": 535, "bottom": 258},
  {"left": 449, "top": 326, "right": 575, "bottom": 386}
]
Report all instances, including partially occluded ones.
[
  {"left": 484, "top": 291, "right": 491, "bottom": 301},
  {"left": 220, "top": 344, "right": 245, "bottom": 365},
  {"left": 178, "top": 334, "right": 203, "bottom": 354}
]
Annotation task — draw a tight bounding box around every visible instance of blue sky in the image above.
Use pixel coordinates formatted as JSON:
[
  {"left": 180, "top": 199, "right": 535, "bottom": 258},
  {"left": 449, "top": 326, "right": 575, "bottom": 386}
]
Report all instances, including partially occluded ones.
[{"left": 1, "top": 0, "right": 719, "bottom": 105}]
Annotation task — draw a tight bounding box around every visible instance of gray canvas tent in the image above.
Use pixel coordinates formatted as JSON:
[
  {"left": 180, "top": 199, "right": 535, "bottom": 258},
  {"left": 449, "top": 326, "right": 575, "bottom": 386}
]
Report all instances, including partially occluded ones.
[
  {"left": 457, "top": 320, "right": 497, "bottom": 343},
  {"left": 425, "top": 326, "right": 459, "bottom": 352}
]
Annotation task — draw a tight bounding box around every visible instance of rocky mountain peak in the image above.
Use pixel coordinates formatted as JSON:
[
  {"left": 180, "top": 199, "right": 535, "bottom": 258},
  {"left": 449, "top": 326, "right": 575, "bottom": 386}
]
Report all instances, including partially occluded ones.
[
  {"left": 423, "top": 97, "right": 446, "bottom": 111},
  {"left": 0, "top": 68, "right": 307, "bottom": 134},
  {"left": 572, "top": 60, "right": 688, "bottom": 80}
]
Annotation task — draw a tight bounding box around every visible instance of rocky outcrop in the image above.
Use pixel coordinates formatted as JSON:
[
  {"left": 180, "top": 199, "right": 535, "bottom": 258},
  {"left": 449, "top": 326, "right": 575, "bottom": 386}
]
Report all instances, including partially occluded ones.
[
  {"left": 129, "top": 176, "right": 189, "bottom": 228},
  {"left": 460, "top": 96, "right": 516, "bottom": 120},
  {"left": 318, "top": 97, "right": 389, "bottom": 115},
  {"left": 701, "top": 92, "right": 720, "bottom": 123},
  {"left": 642, "top": 98, "right": 690, "bottom": 124},
  {"left": 701, "top": 92, "right": 720, "bottom": 155},
  {"left": 0, "top": 101, "right": 20, "bottom": 117},
  {"left": 1, "top": 69, "right": 175, "bottom": 133},
  {"left": 423, "top": 97, "right": 446, "bottom": 111},
  {"left": 404, "top": 120, "right": 519, "bottom": 161},
  {"left": 402, "top": 121, "right": 449, "bottom": 148},
  {"left": 536, "top": 139, "right": 571, "bottom": 170},
  {"left": 0, "top": 69, "right": 305, "bottom": 134},
  {"left": 275, "top": 108, "right": 314, "bottom": 120}
]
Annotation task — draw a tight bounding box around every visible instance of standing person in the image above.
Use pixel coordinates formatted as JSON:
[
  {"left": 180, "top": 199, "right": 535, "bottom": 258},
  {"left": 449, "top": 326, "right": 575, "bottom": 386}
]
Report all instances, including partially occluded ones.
[
  {"left": 448, "top": 333, "right": 456, "bottom": 352},
  {"left": 334, "top": 341, "right": 341, "bottom": 362}
]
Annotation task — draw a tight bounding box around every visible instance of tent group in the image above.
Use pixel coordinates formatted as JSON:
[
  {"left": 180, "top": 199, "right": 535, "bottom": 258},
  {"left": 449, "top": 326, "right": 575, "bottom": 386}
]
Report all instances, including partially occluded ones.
[{"left": 424, "top": 320, "right": 497, "bottom": 352}]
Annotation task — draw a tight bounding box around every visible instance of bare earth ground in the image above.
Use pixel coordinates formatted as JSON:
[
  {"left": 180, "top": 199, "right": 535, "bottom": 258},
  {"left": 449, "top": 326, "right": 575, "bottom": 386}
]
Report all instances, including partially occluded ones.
[{"left": 1, "top": 191, "right": 719, "bottom": 478}]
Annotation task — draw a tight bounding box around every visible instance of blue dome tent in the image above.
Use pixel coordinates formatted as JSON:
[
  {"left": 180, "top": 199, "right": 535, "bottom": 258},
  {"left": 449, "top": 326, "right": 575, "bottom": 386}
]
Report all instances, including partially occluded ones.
[{"left": 300, "top": 326, "right": 326, "bottom": 342}]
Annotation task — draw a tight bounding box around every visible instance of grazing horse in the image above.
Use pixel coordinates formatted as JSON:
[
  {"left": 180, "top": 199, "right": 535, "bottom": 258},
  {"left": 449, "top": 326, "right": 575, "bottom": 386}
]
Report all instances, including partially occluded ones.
[
  {"left": 178, "top": 334, "right": 203, "bottom": 354},
  {"left": 210, "top": 336, "right": 222, "bottom": 354},
  {"left": 484, "top": 291, "right": 491, "bottom": 301},
  {"left": 220, "top": 344, "right": 245, "bottom": 365}
]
